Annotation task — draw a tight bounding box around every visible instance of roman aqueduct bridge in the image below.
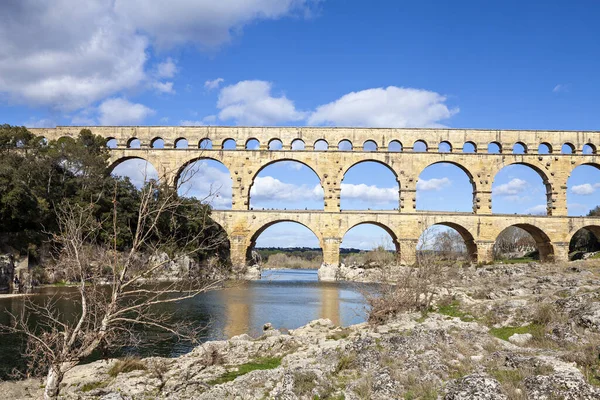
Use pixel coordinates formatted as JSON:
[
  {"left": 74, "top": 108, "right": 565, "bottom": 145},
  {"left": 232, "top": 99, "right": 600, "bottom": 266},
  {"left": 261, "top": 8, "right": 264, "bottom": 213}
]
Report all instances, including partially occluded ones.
[{"left": 30, "top": 126, "right": 600, "bottom": 276}]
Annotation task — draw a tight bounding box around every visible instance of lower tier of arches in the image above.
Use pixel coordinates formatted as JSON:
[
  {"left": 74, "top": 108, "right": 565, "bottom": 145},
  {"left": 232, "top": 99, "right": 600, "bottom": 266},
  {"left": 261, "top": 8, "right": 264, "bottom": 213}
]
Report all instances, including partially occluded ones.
[{"left": 211, "top": 210, "right": 600, "bottom": 271}]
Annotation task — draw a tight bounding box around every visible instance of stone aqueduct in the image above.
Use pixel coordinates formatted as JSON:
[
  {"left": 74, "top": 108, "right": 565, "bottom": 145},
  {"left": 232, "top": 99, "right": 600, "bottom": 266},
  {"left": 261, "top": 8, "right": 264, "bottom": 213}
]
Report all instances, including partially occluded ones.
[{"left": 30, "top": 126, "right": 600, "bottom": 272}]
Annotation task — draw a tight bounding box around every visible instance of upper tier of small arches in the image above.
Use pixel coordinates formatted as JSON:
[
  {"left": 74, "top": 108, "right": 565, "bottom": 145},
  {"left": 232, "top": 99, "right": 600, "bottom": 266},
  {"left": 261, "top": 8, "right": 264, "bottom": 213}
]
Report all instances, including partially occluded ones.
[{"left": 29, "top": 126, "right": 600, "bottom": 155}]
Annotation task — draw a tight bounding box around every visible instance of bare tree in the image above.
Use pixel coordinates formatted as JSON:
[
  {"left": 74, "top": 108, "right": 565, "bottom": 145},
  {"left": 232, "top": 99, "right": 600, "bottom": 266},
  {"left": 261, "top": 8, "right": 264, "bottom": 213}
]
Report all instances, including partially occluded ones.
[
  {"left": 1, "top": 169, "right": 228, "bottom": 399},
  {"left": 493, "top": 226, "right": 536, "bottom": 259}
]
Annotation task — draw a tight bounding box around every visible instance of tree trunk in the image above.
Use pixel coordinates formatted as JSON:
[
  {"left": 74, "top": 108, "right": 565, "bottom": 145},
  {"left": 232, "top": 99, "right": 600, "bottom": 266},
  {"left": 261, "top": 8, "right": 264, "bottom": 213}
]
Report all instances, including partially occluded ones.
[{"left": 43, "top": 365, "right": 64, "bottom": 400}]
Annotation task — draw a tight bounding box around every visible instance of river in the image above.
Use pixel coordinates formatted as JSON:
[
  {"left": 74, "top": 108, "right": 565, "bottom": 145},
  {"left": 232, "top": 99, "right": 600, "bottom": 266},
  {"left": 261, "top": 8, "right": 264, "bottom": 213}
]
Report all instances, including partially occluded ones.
[{"left": 0, "top": 269, "right": 369, "bottom": 379}]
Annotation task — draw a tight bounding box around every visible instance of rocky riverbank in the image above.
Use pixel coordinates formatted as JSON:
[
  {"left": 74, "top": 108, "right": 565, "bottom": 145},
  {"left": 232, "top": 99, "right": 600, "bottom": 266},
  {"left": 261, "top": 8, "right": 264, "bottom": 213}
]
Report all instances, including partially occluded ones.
[{"left": 2, "top": 260, "right": 600, "bottom": 399}]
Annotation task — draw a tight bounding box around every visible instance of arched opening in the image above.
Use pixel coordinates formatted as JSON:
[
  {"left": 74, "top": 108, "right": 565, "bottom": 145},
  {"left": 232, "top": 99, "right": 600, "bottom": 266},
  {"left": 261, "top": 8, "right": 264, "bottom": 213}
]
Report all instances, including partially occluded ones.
[
  {"left": 567, "top": 164, "right": 600, "bottom": 216},
  {"left": 438, "top": 141, "right": 452, "bottom": 153},
  {"left": 175, "top": 138, "right": 188, "bottom": 149},
  {"left": 583, "top": 143, "right": 596, "bottom": 154},
  {"left": 341, "top": 161, "right": 398, "bottom": 210},
  {"left": 291, "top": 139, "right": 305, "bottom": 150},
  {"left": 513, "top": 142, "right": 527, "bottom": 154},
  {"left": 338, "top": 140, "right": 352, "bottom": 151},
  {"left": 110, "top": 157, "right": 159, "bottom": 188},
  {"left": 492, "top": 164, "right": 550, "bottom": 215},
  {"left": 417, "top": 162, "right": 475, "bottom": 212},
  {"left": 562, "top": 143, "right": 575, "bottom": 154},
  {"left": 341, "top": 222, "right": 399, "bottom": 266},
  {"left": 488, "top": 142, "right": 501, "bottom": 154},
  {"left": 569, "top": 226, "right": 600, "bottom": 260},
  {"left": 127, "top": 138, "right": 141, "bottom": 149},
  {"left": 417, "top": 223, "right": 477, "bottom": 262},
  {"left": 246, "top": 221, "right": 322, "bottom": 268},
  {"left": 106, "top": 138, "right": 118, "bottom": 149},
  {"left": 268, "top": 139, "right": 283, "bottom": 150},
  {"left": 538, "top": 143, "right": 552, "bottom": 154},
  {"left": 199, "top": 138, "right": 213, "bottom": 149},
  {"left": 493, "top": 224, "right": 553, "bottom": 263},
  {"left": 246, "top": 138, "right": 260, "bottom": 150},
  {"left": 222, "top": 138, "right": 236, "bottom": 150},
  {"left": 314, "top": 139, "right": 328, "bottom": 151},
  {"left": 388, "top": 140, "right": 402, "bottom": 152},
  {"left": 177, "top": 159, "right": 233, "bottom": 210},
  {"left": 363, "top": 140, "right": 377, "bottom": 152},
  {"left": 463, "top": 142, "right": 476, "bottom": 153},
  {"left": 249, "top": 160, "right": 323, "bottom": 210},
  {"left": 150, "top": 137, "right": 164, "bottom": 149},
  {"left": 413, "top": 140, "right": 427, "bottom": 152}
]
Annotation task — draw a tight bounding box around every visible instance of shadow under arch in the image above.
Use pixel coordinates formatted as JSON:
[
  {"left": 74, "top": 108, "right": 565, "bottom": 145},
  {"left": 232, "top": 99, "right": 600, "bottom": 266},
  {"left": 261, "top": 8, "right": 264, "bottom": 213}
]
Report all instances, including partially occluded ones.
[
  {"left": 492, "top": 161, "right": 553, "bottom": 215},
  {"left": 342, "top": 221, "right": 400, "bottom": 252},
  {"left": 247, "top": 158, "right": 324, "bottom": 208},
  {"left": 420, "top": 222, "right": 478, "bottom": 262},
  {"left": 245, "top": 220, "right": 323, "bottom": 262},
  {"left": 495, "top": 223, "right": 554, "bottom": 262}
]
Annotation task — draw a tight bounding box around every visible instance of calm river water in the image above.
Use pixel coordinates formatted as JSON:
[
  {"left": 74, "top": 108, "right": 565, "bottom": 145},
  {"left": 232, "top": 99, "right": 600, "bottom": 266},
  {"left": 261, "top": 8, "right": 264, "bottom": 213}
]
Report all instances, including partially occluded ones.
[{"left": 0, "top": 269, "right": 369, "bottom": 379}]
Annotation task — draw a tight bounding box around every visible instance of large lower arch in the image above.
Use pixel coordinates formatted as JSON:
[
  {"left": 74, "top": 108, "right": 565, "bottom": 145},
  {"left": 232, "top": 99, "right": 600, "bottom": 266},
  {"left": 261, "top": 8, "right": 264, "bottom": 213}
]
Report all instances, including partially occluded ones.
[
  {"left": 418, "top": 222, "right": 477, "bottom": 262},
  {"left": 341, "top": 221, "right": 400, "bottom": 265},
  {"left": 492, "top": 162, "right": 552, "bottom": 215},
  {"left": 569, "top": 225, "right": 600, "bottom": 256},
  {"left": 248, "top": 159, "right": 324, "bottom": 210},
  {"left": 494, "top": 223, "right": 554, "bottom": 262},
  {"left": 416, "top": 161, "right": 476, "bottom": 212},
  {"left": 245, "top": 220, "right": 323, "bottom": 262}
]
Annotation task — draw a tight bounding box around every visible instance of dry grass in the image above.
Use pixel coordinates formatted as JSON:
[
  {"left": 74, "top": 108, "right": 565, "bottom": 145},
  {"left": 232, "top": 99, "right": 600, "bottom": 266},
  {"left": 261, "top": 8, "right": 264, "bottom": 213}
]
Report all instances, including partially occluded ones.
[{"left": 107, "top": 357, "right": 147, "bottom": 378}]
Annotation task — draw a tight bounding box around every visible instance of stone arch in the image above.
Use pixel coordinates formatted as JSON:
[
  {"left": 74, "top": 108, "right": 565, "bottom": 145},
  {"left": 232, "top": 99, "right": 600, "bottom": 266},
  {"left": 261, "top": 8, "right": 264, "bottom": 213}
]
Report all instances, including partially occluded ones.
[
  {"left": 291, "top": 139, "right": 305, "bottom": 150},
  {"left": 488, "top": 141, "right": 502, "bottom": 154},
  {"left": 338, "top": 139, "right": 352, "bottom": 151},
  {"left": 106, "top": 137, "right": 118, "bottom": 149},
  {"left": 342, "top": 221, "right": 400, "bottom": 253},
  {"left": 413, "top": 140, "right": 427, "bottom": 152},
  {"left": 248, "top": 159, "right": 324, "bottom": 209},
  {"left": 268, "top": 138, "right": 283, "bottom": 150},
  {"left": 363, "top": 140, "right": 378, "bottom": 151},
  {"left": 246, "top": 138, "right": 260, "bottom": 150},
  {"left": 417, "top": 161, "right": 476, "bottom": 211},
  {"left": 583, "top": 143, "right": 597, "bottom": 154},
  {"left": 245, "top": 220, "right": 323, "bottom": 261},
  {"left": 388, "top": 140, "right": 402, "bottom": 152},
  {"left": 108, "top": 155, "right": 155, "bottom": 174},
  {"left": 567, "top": 163, "right": 600, "bottom": 215},
  {"left": 108, "top": 156, "right": 160, "bottom": 187},
  {"left": 494, "top": 223, "right": 554, "bottom": 262},
  {"left": 492, "top": 161, "right": 552, "bottom": 215},
  {"left": 562, "top": 142, "right": 575, "bottom": 154},
  {"left": 221, "top": 138, "right": 237, "bottom": 150},
  {"left": 419, "top": 222, "right": 478, "bottom": 261},
  {"left": 538, "top": 142, "right": 552, "bottom": 154},
  {"left": 199, "top": 138, "right": 213, "bottom": 149},
  {"left": 175, "top": 157, "right": 233, "bottom": 209},
  {"left": 127, "top": 137, "right": 140, "bottom": 149},
  {"left": 175, "top": 156, "right": 232, "bottom": 188},
  {"left": 150, "top": 137, "right": 164, "bottom": 149},
  {"left": 438, "top": 141, "right": 452, "bottom": 153},
  {"left": 174, "top": 138, "right": 188, "bottom": 149},
  {"left": 463, "top": 141, "right": 476, "bottom": 153},
  {"left": 342, "top": 159, "right": 398, "bottom": 181},
  {"left": 513, "top": 142, "right": 527, "bottom": 154},
  {"left": 569, "top": 225, "right": 600, "bottom": 255},
  {"left": 314, "top": 139, "right": 329, "bottom": 151}
]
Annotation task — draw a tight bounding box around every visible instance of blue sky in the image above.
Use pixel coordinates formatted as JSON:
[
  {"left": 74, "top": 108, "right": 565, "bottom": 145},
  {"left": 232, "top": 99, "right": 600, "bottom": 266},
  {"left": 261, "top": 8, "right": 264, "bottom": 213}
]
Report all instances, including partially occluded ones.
[{"left": 3, "top": 1, "right": 600, "bottom": 249}]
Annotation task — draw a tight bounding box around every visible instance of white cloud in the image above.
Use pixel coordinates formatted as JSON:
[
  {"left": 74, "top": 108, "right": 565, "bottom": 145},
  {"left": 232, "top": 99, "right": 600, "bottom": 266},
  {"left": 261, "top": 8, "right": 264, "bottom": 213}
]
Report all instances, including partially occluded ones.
[
  {"left": 217, "top": 80, "right": 307, "bottom": 125},
  {"left": 205, "top": 78, "right": 225, "bottom": 91},
  {"left": 25, "top": 118, "right": 57, "bottom": 128},
  {"left": 152, "top": 81, "right": 175, "bottom": 94},
  {"left": 416, "top": 177, "right": 452, "bottom": 191},
  {"left": 156, "top": 58, "right": 177, "bottom": 78},
  {"left": 525, "top": 204, "right": 547, "bottom": 215},
  {"left": 251, "top": 176, "right": 323, "bottom": 201},
  {"left": 494, "top": 178, "right": 528, "bottom": 196},
  {"left": 571, "top": 183, "right": 596, "bottom": 195},
  {"left": 553, "top": 84, "right": 570, "bottom": 93},
  {"left": 98, "top": 98, "right": 155, "bottom": 125},
  {"left": 340, "top": 184, "right": 397, "bottom": 204},
  {"left": 0, "top": 1, "right": 312, "bottom": 111},
  {"left": 308, "top": 86, "right": 458, "bottom": 127}
]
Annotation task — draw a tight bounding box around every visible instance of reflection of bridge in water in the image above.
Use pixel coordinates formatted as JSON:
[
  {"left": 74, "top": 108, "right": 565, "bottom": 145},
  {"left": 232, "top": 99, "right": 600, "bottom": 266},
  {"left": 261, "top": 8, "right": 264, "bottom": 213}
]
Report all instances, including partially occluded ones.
[{"left": 31, "top": 126, "right": 600, "bottom": 279}]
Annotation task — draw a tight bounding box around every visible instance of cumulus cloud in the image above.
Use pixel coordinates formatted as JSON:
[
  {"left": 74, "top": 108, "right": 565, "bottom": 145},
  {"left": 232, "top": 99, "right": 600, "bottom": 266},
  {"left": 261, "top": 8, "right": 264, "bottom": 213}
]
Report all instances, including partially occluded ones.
[
  {"left": 571, "top": 183, "right": 596, "bottom": 195},
  {"left": 152, "top": 81, "right": 175, "bottom": 94},
  {"left": 307, "top": 86, "right": 458, "bottom": 127},
  {"left": 340, "top": 184, "right": 397, "bottom": 204},
  {"left": 205, "top": 78, "right": 225, "bottom": 90},
  {"left": 416, "top": 177, "right": 452, "bottom": 191},
  {"left": 98, "top": 98, "right": 155, "bottom": 125},
  {"left": 494, "top": 178, "right": 529, "bottom": 196},
  {"left": 251, "top": 176, "right": 323, "bottom": 201},
  {"left": 525, "top": 204, "right": 547, "bottom": 215},
  {"left": 0, "top": 1, "right": 312, "bottom": 111},
  {"left": 217, "top": 80, "right": 307, "bottom": 125}
]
